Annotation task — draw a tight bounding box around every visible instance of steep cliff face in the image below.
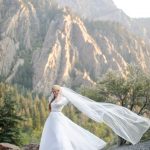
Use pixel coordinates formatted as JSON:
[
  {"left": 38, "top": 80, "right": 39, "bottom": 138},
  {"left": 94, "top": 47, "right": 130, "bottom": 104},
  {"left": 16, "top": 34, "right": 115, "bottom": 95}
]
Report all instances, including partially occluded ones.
[
  {"left": 0, "top": 0, "right": 40, "bottom": 79},
  {"left": 0, "top": 37, "right": 18, "bottom": 77},
  {"left": 0, "top": 0, "right": 150, "bottom": 95},
  {"left": 32, "top": 10, "right": 100, "bottom": 93},
  {"left": 85, "top": 21, "right": 150, "bottom": 73}
]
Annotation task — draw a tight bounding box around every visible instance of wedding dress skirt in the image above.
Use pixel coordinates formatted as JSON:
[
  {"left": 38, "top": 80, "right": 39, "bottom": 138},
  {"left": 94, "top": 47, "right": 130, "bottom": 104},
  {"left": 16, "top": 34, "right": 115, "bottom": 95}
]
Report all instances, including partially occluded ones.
[{"left": 39, "top": 111, "right": 106, "bottom": 150}]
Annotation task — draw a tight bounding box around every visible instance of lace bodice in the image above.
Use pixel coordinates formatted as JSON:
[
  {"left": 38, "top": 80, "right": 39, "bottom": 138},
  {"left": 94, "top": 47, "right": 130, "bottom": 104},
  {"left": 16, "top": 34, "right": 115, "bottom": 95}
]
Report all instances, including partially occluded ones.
[{"left": 48, "top": 95, "right": 69, "bottom": 112}]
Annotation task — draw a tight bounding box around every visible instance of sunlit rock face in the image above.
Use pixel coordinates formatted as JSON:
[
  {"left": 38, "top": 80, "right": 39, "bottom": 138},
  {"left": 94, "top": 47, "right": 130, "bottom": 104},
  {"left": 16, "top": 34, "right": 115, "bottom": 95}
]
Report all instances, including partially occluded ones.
[
  {"left": 32, "top": 10, "right": 150, "bottom": 94},
  {"left": 0, "top": 0, "right": 150, "bottom": 95},
  {"left": 32, "top": 11, "right": 100, "bottom": 94}
]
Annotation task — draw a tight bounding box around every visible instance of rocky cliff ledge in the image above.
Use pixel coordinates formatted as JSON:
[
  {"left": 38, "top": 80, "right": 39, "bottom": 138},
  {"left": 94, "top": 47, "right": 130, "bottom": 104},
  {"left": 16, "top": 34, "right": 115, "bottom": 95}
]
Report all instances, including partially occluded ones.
[
  {"left": 1, "top": 141, "right": 150, "bottom": 150},
  {"left": 108, "top": 140, "right": 150, "bottom": 150},
  {"left": 20, "top": 141, "right": 150, "bottom": 150}
]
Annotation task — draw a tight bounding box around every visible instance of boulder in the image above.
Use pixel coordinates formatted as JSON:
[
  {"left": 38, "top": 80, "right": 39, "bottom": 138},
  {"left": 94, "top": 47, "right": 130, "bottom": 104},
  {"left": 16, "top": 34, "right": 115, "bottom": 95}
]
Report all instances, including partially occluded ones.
[{"left": 0, "top": 143, "right": 20, "bottom": 150}]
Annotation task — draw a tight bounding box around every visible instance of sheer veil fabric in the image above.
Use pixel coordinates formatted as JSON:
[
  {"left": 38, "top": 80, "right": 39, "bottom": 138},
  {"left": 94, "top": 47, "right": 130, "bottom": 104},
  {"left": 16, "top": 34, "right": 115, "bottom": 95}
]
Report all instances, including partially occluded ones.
[
  {"left": 61, "top": 86, "right": 150, "bottom": 145},
  {"left": 39, "top": 86, "right": 150, "bottom": 150}
]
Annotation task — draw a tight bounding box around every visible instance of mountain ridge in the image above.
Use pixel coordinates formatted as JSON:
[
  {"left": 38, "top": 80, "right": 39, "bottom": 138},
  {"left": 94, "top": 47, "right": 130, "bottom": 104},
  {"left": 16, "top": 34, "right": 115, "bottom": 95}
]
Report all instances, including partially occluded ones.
[{"left": 0, "top": 0, "right": 150, "bottom": 95}]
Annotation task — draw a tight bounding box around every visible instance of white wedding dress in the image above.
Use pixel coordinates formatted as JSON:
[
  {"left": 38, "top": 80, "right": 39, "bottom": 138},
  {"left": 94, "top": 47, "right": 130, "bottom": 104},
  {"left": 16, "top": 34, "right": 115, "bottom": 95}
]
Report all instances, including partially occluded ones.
[
  {"left": 39, "top": 95, "right": 107, "bottom": 150},
  {"left": 39, "top": 86, "right": 150, "bottom": 150}
]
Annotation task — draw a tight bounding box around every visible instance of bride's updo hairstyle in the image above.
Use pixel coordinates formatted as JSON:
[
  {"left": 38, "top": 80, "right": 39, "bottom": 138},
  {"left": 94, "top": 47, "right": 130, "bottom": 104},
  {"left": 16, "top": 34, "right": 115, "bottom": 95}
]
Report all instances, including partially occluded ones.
[{"left": 52, "top": 85, "right": 61, "bottom": 91}]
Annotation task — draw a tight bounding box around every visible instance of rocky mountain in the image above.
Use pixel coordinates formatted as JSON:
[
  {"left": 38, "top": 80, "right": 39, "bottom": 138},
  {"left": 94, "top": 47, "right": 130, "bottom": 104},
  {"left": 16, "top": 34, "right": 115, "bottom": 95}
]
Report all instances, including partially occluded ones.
[
  {"left": 55, "top": 0, "right": 119, "bottom": 19},
  {"left": 131, "top": 18, "right": 150, "bottom": 42},
  {"left": 0, "top": 0, "right": 150, "bottom": 95},
  {"left": 55, "top": 0, "right": 150, "bottom": 41}
]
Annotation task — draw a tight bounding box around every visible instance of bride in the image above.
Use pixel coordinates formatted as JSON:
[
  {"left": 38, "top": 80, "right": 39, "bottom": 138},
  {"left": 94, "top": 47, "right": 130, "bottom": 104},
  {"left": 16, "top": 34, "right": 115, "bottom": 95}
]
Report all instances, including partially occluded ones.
[{"left": 39, "top": 85, "right": 150, "bottom": 150}]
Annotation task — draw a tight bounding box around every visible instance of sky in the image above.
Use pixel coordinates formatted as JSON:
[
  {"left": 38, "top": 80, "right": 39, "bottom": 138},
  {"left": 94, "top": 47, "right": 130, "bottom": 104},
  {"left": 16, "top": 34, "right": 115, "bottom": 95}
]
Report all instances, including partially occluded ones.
[{"left": 113, "top": 0, "right": 150, "bottom": 18}]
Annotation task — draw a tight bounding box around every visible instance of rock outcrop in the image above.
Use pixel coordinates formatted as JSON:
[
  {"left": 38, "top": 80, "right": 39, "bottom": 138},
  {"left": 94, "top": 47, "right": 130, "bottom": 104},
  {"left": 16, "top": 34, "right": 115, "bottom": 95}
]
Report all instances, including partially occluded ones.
[
  {"left": 0, "top": 143, "right": 20, "bottom": 150},
  {"left": 109, "top": 140, "right": 150, "bottom": 150}
]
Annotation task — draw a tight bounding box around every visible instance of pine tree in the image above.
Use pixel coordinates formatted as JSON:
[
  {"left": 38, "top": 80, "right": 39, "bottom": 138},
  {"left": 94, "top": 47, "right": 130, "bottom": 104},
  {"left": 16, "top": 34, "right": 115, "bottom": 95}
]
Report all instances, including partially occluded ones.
[{"left": 0, "top": 87, "right": 24, "bottom": 146}]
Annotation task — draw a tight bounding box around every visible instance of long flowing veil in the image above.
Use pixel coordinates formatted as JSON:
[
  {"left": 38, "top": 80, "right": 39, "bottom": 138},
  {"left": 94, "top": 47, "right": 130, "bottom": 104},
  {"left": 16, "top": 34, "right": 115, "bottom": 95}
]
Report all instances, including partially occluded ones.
[{"left": 61, "top": 86, "right": 150, "bottom": 145}]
